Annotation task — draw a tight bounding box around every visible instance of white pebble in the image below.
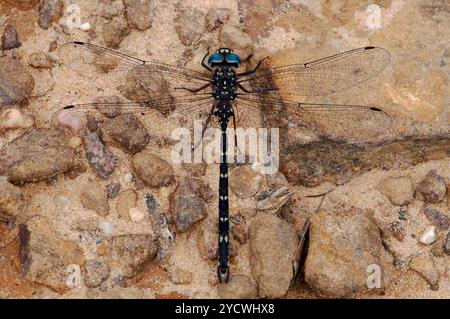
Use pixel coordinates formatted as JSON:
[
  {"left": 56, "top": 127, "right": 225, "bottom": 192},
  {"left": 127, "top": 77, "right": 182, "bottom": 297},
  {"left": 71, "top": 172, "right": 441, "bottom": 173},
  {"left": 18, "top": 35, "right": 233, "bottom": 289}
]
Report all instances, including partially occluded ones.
[
  {"left": 419, "top": 226, "right": 437, "bottom": 245},
  {"left": 69, "top": 136, "right": 82, "bottom": 148},
  {"left": 79, "top": 22, "right": 91, "bottom": 31},
  {"left": 99, "top": 220, "right": 114, "bottom": 235},
  {"left": 123, "top": 172, "right": 133, "bottom": 183},
  {"left": 129, "top": 207, "right": 144, "bottom": 223},
  {"left": 0, "top": 108, "right": 34, "bottom": 131}
]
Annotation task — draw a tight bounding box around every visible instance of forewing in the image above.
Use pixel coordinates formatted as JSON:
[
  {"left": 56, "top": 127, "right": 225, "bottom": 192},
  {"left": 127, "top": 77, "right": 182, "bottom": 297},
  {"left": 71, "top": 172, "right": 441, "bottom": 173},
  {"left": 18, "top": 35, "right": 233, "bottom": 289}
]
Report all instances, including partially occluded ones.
[
  {"left": 238, "top": 47, "right": 391, "bottom": 96},
  {"left": 58, "top": 42, "right": 213, "bottom": 115},
  {"left": 58, "top": 42, "right": 211, "bottom": 85}
]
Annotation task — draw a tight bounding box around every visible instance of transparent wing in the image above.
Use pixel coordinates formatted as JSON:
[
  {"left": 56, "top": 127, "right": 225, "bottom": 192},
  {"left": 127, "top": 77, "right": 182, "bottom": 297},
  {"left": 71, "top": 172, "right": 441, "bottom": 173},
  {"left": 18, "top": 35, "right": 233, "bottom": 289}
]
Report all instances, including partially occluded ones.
[
  {"left": 62, "top": 94, "right": 214, "bottom": 117},
  {"left": 238, "top": 47, "right": 391, "bottom": 96},
  {"left": 58, "top": 42, "right": 211, "bottom": 85},
  {"left": 58, "top": 42, "right": 213, "bottom": 115},
  {"left": 236, "top": 95, "right": 393, "bottom": 140}
]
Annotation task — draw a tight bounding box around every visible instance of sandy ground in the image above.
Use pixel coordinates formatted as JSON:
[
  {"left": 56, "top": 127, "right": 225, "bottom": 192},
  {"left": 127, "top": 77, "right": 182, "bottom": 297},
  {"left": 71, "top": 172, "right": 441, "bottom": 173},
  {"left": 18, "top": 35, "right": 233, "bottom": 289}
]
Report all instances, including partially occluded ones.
[{"left": 0, "top": 0, "right": 448, "bottom": 298}]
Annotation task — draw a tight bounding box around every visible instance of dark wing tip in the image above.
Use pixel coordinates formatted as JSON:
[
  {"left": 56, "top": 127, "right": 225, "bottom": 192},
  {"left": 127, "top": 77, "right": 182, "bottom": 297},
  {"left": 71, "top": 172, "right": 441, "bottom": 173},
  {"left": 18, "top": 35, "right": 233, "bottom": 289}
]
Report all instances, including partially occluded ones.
[
  {"left": 73, "top": 41, "right": 85, "bottom": 45},
  {"left": 63, "top": 105, "right": 75, "bottom": 110},
  {"left": 365, "top": 46, "right": 376, "bottom": 50}
]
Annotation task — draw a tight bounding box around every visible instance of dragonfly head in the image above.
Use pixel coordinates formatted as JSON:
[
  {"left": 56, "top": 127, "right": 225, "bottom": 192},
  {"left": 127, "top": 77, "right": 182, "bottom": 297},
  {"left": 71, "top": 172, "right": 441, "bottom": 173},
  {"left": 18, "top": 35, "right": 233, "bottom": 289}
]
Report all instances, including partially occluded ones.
[{"left": 208, "top": 48, "right": 241, "bottom": 68}]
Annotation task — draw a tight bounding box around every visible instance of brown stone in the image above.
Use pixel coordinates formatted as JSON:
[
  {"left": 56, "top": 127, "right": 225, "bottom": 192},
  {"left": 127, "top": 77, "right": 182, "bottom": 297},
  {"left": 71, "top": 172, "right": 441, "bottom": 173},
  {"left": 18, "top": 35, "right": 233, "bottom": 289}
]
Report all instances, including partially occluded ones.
[
  {"left": 249, "top": 214, "right": 298, "bottom": 298},
  {"left": 132, "top": 152, "right": 174, "bottom": 188},
  {"left": 304, "top": 208, "right": 383, "bottom": 298},
  {"left": 19, "top": 217, "right": 85, "bottom": 292}
]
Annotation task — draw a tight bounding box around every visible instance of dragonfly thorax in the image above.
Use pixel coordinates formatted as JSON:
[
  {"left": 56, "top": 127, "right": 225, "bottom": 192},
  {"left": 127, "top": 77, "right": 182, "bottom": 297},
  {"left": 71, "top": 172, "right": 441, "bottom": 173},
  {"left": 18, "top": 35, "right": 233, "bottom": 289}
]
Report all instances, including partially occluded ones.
[{"left": 212, "top": 67, "right": 237, "bottom": 101}]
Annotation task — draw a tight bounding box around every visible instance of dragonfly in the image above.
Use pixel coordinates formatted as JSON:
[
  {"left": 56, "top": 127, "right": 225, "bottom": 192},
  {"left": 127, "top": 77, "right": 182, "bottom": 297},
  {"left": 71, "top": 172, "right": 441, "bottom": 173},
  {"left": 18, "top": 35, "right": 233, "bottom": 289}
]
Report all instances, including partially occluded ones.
[{"left": 58, "top": 41, "right": 392, "bottom": 283}]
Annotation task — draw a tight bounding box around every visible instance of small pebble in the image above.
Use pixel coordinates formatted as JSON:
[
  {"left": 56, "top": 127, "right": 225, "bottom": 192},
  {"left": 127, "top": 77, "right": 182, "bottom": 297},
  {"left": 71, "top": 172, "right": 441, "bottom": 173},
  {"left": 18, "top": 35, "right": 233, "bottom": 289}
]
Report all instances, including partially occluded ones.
[
  {"left": 129, "top": 207, "right": 144, "bottom": 223},
  {"left": 174, "top": 8, "right": 205, "bottom": 45},
  {"left": 419, "top": 226, "right": 437, "bottom": 245},
  {"left": 145, "top": 193, "right": 158, "bottom": 214},
  {"left": 99, "top": 114, "right": 149, "bottom": 154},
  {"left": 45, "top": 175, "right": 58, "bottom": 185},
  {"left": 398, "top": 208, "right": 408, "bottom": 220},
  {"left": 99, "top": 221, "right": 114, "bottom": 235},
  {"left": 57, "top": 110, "right": 83, "bottom": 134},
  {"left": 431, "top": 235, "right": 446, "bottom": 257},
  {"left": 409, "top": 252, "right": 440, "bottom": 289},
  {"left": 106, "top": 183, "right": 121, "bottom": 199},
  {"left": 0, "top": 108, "right": 34, "bottom": 131},
  {"left": 112, "top": 275, "right": 128, "bottom": 288},
  {"left": 103, "top": 17, "right": 130, "bottom": 48},
  {"left": 80, "top": 183, "right": 109, "bottom": 217},
  {"left": 0, "top": 57, "right": 34, "bottom": 106},
  {"left": 75, "top": 216, "right": 99, "bottom": 234},
  {"left": 423, "top": 207, "right": 449, "bottom": 230},
  {"left": 444, "top": 232, "right": 450, "bottom": 255},
  {"left": 64, "top": 163, "right": 87, "bottom": 180},
  {"left": 414, "top": 169, "right": 447, "bottom": 203},
  {"left": 229, "top": 166, "right": 262, "bottom": 199},
  {"left": 198, "top": 221, "right": 219, "bottom": 260},
  {"left": 84, "top": 130, "right": 119, "bottom": 179},
  {"left": 388, "top": 221, "right": 405, "bottom": 241},
  {"left": 83, "top": 259, "right": 110, "bottom": 288},
  {"left": 170, "top": 178, "right": 211, "bottom": 232},
  {"left": 1, "top": 25, "right": 21, "bottom": 50},
  {"left": 124, "top": 0, "right": 154, "bottom": 31},
  {"left": 132, "top": 152, "right": 174, "bottom": 188},
  {"left": 379, "top": 176, "right": 414, "bottom": 206},
  {"left": 116, "top": 190, "right": 138, "bottom": 220},
  {"left": 29, "top": 52, "right": 56, "bottom": 69},
  {"left": 38, "top": 0, "right": 64, "bottom": 30},
  {"left": 68, "top": 136, "right": 82, "bottom": 148},
  {"left": 48, "top": 40, "right": 58, "bottom": 52},
  {"left": 266, "top": 172, "right": 289, "bottom": 188},
  {"left": 93, "top": 95, "right": 122, "bottom": 118},
  {"left": 231, "top": 224, "right": 247, "bottom": 245},
  {"left": 66, "top": 4, "right": 91, "bottom": 31},
  {"left": 85, "top": 114, "right": 100, "bottom": 132},
  {"left": 205, "top": 7, "right": 231, "bottom": 31},
  {"left": 123, "top": 172, "right": 133, "bottom": 183},
  {"left": 110, "top": 234, "right": 157, "bottom": 278},
  {"left": 0, "top": 176, "right": 26, "bottom": 223},
  {"left": 0, "top": 129, "right": 73, "bottom": 184},
  {"left": 99, "top": 282, "right": 108, "bottom": 292}
]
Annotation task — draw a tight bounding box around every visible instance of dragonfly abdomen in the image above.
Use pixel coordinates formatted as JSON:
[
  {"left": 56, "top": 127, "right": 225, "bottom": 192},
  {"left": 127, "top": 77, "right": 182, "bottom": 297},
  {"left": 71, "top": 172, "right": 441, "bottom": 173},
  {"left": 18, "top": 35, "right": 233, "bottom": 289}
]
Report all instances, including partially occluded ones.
[{"left": 215, "top": 101, "right": 232, "bottom": 283}]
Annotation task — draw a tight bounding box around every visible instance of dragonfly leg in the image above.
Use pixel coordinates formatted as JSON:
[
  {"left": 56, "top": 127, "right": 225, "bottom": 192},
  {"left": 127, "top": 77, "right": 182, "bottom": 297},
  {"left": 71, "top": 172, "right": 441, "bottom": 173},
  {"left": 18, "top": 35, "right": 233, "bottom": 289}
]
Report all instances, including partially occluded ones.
[
  {"left": 232, "top": 101, "right": 244, "bottom": 126},
  {"left": 192, "top": 102, "right": 216, "bottom": 151},
  {"left": 238, "top": 83, "right": 278, "bottom": 94},
  {"left": 305, "top": 189, "right": 334, "bottom": 198},
  {"left": 201, "top": 48, "right": 212, "bottom": 72},
  {"left": 236, "top": 56, "right": 269, "bottom": 77},
  {"left": 231, "top": 104, "right": 240, "bottom": 153},
  {"left": 174, "top": 82, "right": 211, "bottom": 93},
  {"left": 237, "top": 83, "right": 251, "bottom": 93}
]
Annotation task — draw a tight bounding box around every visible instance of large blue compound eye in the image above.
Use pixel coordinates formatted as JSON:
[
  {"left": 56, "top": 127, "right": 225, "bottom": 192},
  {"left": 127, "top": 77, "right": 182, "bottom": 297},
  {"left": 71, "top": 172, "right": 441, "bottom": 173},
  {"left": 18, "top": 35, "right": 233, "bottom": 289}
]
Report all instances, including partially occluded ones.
[
  {"left": 225, "top": 53, "right": 241, "bottom": 67},
  {"left": 208, "top": 53, "right": 224, "bottom": 66}
]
